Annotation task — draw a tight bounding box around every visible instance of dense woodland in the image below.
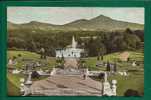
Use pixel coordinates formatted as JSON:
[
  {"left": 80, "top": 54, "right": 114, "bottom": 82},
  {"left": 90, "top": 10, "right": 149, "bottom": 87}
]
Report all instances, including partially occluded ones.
[{"left": 8, "top": 28, "right": 144, "bottom": 57}]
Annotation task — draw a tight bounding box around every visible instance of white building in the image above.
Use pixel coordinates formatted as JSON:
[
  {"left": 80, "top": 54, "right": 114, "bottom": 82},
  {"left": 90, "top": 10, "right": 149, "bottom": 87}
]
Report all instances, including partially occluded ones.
[{"left": 56, "top": 36, "right": 84, "bottom": 58}]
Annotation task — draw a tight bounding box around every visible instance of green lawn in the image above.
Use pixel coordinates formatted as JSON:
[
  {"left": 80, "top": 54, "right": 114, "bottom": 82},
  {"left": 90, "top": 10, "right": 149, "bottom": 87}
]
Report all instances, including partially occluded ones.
[
  {"left": 7, "top": 80, "right": 20, "bottom": 96},
  {"left": 7, "top": 50, "right": 56, "bottom": 96},
  {"left": 7, "top": 50, "right": 56, "bottom": 70},
  {"left": 108, "top": 71, "right": 144, "bottom": 96},
  {"left": 7, "top": 73, "right": 25, "bottom": 96},
  {"left": 85, "top": 51, "right": 144, "bottom": 96},
  {"left": 83, "top": 51, "right": 144, "bottom": 71}
]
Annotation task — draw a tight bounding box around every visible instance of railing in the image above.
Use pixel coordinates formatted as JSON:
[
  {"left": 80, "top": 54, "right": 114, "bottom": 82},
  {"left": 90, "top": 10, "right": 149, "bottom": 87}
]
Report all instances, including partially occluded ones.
[
  {"left": 88, "top": 71, "right": 105, "bottom": 76},
  {"left": 55, "top": 68, "right": 83, "bottom": 75}
]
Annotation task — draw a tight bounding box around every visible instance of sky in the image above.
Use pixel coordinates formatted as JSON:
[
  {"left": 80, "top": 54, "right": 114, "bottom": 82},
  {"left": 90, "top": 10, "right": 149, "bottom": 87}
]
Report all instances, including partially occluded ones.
[{"left": 7, "top": 7, "right": 144, "bottom": 25}]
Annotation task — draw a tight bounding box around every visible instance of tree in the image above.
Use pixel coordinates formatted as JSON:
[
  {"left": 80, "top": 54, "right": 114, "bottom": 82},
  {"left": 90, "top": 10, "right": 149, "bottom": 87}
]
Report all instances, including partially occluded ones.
[
  {"left": 124, "top": 33, "right": 141, "bottom": 50},
  {"left": 8, "top": 28, "right": 143, "bottom": 57},
  {"left": 98, "top": 43, "right": 106, "bottom": 56},
  {"left": 125, "top": 28, "right": 133, "bottom": 34},
  {"left": 134, "top": 30, "right": 144, "bottom": 42},
  {"left": 86, "top": 36, "right": 106, "bottom": 57},
  {"left": 97, "top": 44, "right": 106, "bottom": 61},
  {"left": 85, "top": 37, "right": 97, "bottom": 56},
  {"left": 113, "top": 62, "right": 117, "bottom": 72},
  {"left": 106, "top": 61, "right": 110, "bottom": 72}
]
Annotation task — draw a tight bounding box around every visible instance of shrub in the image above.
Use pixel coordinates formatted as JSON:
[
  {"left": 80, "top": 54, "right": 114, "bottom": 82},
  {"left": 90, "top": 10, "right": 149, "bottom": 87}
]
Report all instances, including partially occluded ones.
[
  {"left": 12, "top": 56, "right": 17, "bottom": 60},
  {"left": 18, "top": 54, "right": 22, "bottom": 57},
  {"left": 31, "top": 71, "right": 40, "bottom": 79},
  {"left": 124, "top": 89, "right": 140, "bottom": 96}
]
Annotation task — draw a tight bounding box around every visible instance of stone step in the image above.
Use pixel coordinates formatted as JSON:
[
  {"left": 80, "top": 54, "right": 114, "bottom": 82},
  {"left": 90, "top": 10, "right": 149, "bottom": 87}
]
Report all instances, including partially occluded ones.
[{"left": 31, "top": 88, "right": 102, "bottom": 96}]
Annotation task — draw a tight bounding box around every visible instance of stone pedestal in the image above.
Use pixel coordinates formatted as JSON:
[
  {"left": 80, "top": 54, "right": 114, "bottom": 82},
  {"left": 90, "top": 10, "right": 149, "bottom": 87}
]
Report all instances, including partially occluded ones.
[
  {"left": 20, "top": 77, "right": 32, "bottom": 96},
  {"left": 50, "top": 68, "right": 56, "bottom": 76},
  {"left": 102, "top": 72, "right": 117, "bottom": 96},
  {"left": 20, "top": 81, "right": 25, "bottom": 94},
  {"left": 102, "top": 81, "right": 112, "bottom": 96},
  {"left": 111, "top": 80, "right": 117, "bottom": 96},
  {"left": 83, "top": 68, "right": 89, "bottom": 80},
  {"left": 25, "top": 72, "right": 32, "bottom": 85},
  {"left": 85, "top": 68, "right": 89, "bottom": 75}
]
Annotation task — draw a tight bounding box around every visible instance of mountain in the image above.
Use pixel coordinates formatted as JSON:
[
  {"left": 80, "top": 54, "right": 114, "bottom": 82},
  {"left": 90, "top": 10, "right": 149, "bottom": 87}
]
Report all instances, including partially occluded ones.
[
  {"left": 7, "top": 15, "right": 144, "bottom": 31},
  {"left": 7, "top": 22, "right": 20, "bottom": 30},
  {"left": 8, "top": 21, "right": 58, "bottom": 31},
  {"left": 65, "top": 15, "right": 143, "bottom": 31}
]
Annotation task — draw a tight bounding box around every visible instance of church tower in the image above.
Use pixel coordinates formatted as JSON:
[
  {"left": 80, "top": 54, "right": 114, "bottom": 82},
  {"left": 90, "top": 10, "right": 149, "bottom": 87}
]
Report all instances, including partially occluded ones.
[{"left": 72, "top": 36, "right": 77, "bottom": 48}]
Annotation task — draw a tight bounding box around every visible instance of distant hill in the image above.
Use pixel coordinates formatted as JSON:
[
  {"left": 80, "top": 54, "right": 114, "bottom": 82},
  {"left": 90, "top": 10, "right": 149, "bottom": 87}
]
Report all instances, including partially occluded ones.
[{"left": 7, "top": 14, "right": 144, "bottom": 31}]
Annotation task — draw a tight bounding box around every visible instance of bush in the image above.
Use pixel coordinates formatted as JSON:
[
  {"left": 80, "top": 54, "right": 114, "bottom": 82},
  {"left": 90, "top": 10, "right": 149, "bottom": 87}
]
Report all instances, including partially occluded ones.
[
  {"left": 31, "top": 71, "right": 40, "bottom": 79},
  {"left": 98, "top": 73, "right": 105, "bottom": 81},
  {"left": 12, "top": 56, "right": 17, "bottom": 60},
  {"left": 124, "top": 89, "right": 140, "bottom": 96},
  {"left": 18, "top": 54, "right": 22, "bottom": 57}
]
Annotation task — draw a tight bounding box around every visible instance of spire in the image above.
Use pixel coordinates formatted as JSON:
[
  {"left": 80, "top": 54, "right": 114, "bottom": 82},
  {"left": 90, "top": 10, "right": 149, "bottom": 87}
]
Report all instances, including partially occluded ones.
[{"left": 72, "top": 36, "right": 76, "bottom": 48}]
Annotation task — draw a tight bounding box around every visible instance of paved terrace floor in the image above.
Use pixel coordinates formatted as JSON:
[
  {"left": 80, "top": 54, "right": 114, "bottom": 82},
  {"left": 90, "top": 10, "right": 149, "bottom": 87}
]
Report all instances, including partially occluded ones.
[{"left": 30, "top": 75, "right": 102, "bottom": 96}]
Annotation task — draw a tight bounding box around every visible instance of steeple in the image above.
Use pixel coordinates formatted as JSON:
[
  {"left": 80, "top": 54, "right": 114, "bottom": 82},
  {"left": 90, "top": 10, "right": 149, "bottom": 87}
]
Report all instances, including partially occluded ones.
[{"left": 72, "top": 36, "right": 77, "bottom": 48}]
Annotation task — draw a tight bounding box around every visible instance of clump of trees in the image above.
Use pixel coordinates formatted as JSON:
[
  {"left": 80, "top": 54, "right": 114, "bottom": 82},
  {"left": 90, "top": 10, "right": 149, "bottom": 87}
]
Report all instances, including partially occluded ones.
[
  {"left": 8, "top": 28, "right": 144, "bottom": 57},
  {"left": 83, "top": 28, "right": 143, "bottom": 56}
]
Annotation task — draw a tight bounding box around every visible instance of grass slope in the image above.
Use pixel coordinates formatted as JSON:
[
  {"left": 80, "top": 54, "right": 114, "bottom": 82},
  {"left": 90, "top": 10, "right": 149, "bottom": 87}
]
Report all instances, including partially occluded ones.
[
  {"left": 7, "top": 50, "right": 56, "bottom": 70},
  {"left": 83, "top": 51, "right": 144, "bottom": 71},
  {"left": 7, "top": 80, "right": 20, "bottom": 96},
  {"left": 85, "top": 51, "right": 144, "bottom": 96},
  {"left": 7, "top": 73, "right": 24, "bottom": 96},
  {"left": 7, "top": 50, "right": 56, "bottom": 96},
  {"left": 109, "top": 71, "right": 144, "bottom": 96}
]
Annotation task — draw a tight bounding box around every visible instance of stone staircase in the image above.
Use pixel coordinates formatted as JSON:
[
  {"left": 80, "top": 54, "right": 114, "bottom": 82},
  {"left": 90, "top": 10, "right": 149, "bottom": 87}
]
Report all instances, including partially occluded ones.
[
  {"left": 55, "top": 68, "right": 83, "bottom": 76},
  {"left": 31, "top": 88, "right": 102, "bottom": 96}
]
